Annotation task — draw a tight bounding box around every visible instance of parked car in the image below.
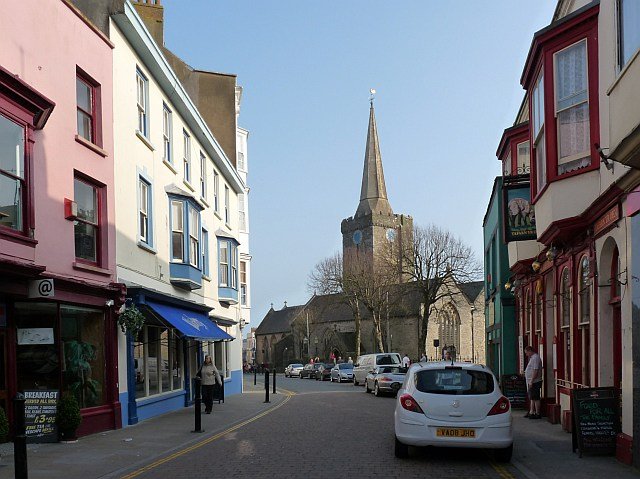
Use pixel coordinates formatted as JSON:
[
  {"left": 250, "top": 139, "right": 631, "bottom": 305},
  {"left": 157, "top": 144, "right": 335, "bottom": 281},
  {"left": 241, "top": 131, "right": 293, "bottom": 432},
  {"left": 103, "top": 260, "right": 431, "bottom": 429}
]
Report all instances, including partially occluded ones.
[
  {"left": 331, "top": 363, "right": 354, "bottom": 383},
  {"left": 315, "top": 363, "right": 333, "bottom": 381},
  {"left": 393, "top": 362, "right": 513, "bottom": 462},
  {"left": 365, "top": 365, "right": 406, "bottom": 396},
  {"left": 284, "top": 363, "right": 304, "bottom": 378},
  {"left": 353, "top": 353, "right": 402, "bottom": 386},
  {"left": 299, "top": 363, "right": 315, "bottom": 379},
  {"left": 309, "top": 363, "right": 324, "bottom": 379}
]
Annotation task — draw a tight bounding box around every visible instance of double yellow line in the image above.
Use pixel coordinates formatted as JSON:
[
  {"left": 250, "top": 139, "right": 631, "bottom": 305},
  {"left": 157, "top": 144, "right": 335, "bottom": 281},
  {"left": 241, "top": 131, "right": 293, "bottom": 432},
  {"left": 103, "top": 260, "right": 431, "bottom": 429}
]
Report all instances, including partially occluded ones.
[
  {"left": 489, "top": 460, "right": 516, "bottom": 479},
  {"left": 121, "top": 391, "right": 294, "bottom": 478}
]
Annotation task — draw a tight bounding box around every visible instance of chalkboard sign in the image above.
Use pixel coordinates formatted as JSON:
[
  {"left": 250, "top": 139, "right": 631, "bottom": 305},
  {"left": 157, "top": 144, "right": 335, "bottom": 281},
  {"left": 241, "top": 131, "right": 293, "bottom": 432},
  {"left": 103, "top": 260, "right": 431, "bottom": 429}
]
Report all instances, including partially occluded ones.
[
  {"left": 571, "top": 387, "right": 620, "bottom": 457},
  {"left": 500, "top": 374, "right": 527, "bottom": 409},
  {"left": 24, "top": 390, "right": 59, "bottom": 443}
]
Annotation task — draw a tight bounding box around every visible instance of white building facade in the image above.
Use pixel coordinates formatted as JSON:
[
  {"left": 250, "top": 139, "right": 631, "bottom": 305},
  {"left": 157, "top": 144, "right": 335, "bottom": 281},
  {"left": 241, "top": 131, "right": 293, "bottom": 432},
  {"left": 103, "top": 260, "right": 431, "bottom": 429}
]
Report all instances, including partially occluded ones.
[{"left": 109, "top": 2, "right": 247, "bottom": 426}]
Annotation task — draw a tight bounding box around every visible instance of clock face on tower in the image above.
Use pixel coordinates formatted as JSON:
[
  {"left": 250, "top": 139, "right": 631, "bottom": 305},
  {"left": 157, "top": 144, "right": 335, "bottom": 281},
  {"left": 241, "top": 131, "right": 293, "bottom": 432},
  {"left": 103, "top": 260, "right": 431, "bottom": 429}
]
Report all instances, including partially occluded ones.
[
  {"left": 352, "top": 230, "right": 363, "bottom": 245},
  {"left": 386, "top": 228, "right": 397, "bottom": 242}
]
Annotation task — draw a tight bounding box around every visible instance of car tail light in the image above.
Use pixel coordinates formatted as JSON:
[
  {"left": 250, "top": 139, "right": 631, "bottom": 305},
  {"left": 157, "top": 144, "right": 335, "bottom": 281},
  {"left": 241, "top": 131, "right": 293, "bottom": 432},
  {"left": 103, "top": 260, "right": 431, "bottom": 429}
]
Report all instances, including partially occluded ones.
[
  {"left": 487, "top": 396, "right": 510, "bottom": 416},
  {"left": 380, "top": 377, "right": 392, "bottom": 382},
  {"left": 399, "top": 394, "right": 424, "bottom": 414}
]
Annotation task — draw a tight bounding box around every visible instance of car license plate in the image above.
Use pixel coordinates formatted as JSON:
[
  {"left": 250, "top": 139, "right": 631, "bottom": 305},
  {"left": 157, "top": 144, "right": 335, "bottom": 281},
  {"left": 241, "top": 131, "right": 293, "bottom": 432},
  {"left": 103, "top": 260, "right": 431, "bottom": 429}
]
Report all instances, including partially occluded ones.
[{"left": 436, "top": 428, "right": 475, "bottom": 438}]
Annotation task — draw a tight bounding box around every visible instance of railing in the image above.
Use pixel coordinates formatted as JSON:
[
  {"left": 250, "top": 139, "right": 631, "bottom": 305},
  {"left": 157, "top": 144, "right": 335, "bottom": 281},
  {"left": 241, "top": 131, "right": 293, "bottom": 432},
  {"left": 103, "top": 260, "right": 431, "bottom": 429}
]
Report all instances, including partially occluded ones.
[
  {"left": 423, "top": 357, "right": 477, "bottom": 363},
  {"left": 556, "top": 379, "right": 590, "bottom": 390}
]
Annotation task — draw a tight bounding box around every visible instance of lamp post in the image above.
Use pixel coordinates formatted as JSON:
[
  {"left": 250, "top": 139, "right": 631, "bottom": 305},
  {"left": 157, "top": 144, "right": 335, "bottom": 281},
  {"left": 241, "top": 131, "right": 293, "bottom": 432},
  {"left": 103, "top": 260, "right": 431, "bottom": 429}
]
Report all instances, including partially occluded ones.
[
  {"left": 470, "top": 306, "right": 476, "bottom": 363},
  {"left": 314, "top": 336, "right": 318, "bottom": 357},
  {"left": 303, "top": 337, "right": 308, "bottom": 359}
]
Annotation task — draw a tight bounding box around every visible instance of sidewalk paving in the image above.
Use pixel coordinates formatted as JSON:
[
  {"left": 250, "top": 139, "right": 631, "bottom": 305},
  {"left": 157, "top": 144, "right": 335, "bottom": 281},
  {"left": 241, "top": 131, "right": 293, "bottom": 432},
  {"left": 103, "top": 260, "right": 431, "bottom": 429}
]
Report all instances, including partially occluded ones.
[
  {"left": 512, "top": 414, "right": 639, "bottom": 478},
  {"left": 0, "top": 378, "right": 283, "bottom": 479}
]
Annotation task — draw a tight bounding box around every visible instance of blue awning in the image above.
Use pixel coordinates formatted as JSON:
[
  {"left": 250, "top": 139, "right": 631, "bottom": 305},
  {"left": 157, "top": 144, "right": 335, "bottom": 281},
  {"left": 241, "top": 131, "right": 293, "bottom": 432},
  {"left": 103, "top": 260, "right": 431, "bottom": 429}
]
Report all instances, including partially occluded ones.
[{"left": 146, "top": 300, "right": 234, "bottom": 341}]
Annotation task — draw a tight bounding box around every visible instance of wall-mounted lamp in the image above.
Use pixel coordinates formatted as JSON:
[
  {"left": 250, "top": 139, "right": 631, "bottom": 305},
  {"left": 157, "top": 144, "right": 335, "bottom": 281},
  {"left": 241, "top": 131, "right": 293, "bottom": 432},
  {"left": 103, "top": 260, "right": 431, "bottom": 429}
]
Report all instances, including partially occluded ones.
[
  {"left": 504, "top": 281, "right": 512, "bottom": 291},
  {"left": 532, "top": 261, "right": 541, "bottom": 272},
  {"left": 595, "top": 143, "right": 615, "bottom": 171},
  {"left": 546, "top": 245, "right": 559, "bottom": 262}
]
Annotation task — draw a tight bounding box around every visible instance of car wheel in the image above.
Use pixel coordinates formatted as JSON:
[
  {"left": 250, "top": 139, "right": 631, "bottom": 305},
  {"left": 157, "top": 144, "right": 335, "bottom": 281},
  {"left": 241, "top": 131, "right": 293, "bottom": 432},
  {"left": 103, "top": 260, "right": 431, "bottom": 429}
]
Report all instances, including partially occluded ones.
[
  {"left": 374, "top": 382, "right": 381, "bottom": 397},
  {"left": 395, "top": 436, "right": 409, "bottom": 459},
  {"left": 365, "top": 380, "right": 371, "bottom": 393},
  {"left": 494, "top": 444, "right": 513, "bottom": 463}
]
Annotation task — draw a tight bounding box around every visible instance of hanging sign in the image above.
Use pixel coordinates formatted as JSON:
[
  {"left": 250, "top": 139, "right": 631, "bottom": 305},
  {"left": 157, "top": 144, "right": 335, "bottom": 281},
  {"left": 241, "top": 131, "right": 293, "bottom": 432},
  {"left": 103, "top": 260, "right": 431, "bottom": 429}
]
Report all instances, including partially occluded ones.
[
  {"left": 503, "top": 183, "right": 536, "bottom": 242},
  {"left": 27, "top": 279, "right": 54, "bottom": 298},
  {"left": 572, "top": 387, "right": 620, "bottom": 457},
  {"left": 24, "top": 390, "right": 59, "bottom": 443},
  {"left": 593, "top": 205, "right": 620, "bottom": 237}
]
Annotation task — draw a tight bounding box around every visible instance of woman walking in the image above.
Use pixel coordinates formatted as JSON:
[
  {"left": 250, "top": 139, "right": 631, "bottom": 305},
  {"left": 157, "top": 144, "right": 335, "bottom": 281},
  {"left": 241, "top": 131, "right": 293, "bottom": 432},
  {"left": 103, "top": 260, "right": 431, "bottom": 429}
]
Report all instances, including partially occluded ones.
[{"left": 197, "top": 355, "right": 222, "bottom": 414}]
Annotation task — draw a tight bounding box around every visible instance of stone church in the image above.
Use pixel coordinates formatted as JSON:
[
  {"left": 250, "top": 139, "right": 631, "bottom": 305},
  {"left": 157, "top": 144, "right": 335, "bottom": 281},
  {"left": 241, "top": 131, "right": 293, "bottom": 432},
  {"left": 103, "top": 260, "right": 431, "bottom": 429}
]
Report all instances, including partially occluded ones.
[{"left": 255, "top": 103, "right": 484, "bottom": 368}]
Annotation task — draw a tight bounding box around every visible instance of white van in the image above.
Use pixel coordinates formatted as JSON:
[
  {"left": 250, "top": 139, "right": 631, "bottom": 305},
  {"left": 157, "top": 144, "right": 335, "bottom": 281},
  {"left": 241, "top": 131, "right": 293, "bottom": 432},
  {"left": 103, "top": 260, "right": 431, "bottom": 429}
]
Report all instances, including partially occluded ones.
[{"left": 353, "top": 353, "right": 402, "bottom": 386}]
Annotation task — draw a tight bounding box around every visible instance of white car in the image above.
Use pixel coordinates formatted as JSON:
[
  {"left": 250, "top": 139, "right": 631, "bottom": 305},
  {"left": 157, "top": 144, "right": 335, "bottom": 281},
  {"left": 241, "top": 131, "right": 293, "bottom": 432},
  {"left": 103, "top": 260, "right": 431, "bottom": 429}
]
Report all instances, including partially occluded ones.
[
  {"left": 394, "top": 362, "right": 513, "bottom": 462},
  {"left": 284, "top": 363, "right": 304, "bottom": 377}
]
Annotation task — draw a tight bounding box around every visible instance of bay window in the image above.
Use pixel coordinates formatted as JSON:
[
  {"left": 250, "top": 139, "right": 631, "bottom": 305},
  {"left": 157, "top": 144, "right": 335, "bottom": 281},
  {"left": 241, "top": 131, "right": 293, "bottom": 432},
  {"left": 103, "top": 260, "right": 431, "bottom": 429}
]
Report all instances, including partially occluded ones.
[
  {"left": 219, "top": 242, "right": 229, "bottom": 287},
  {"left": 74, "top": 176, "right": 101, "bottom": 264},
  {"left": 188, "top": 206, "right": 199, "bottom": 268},
  {"left": 0, "top": 113, "right": 25, "bottom": 233},
  {"left": 516, "top": 141, "right": 530, "bottom": 175},
  {"left": 202, "top": 228, "right": 209, "bottom": 277},
  {"left": 618, "top": 0, "right": 640, "bottom": 68},
  {"left": 171, "top": 200, "right": 184, "bottom": 262},
  {"left": 555, "top": 40, "right": 590, "bottom": 175},
  {"left": 231, "top": 244, "right": 238, "bottom": 289},
  {"left": 532, "top": 73, "right": 546, "bottom": 192},
  {"left": 240, "top": 260, "right": 248, "bottom": 306}
]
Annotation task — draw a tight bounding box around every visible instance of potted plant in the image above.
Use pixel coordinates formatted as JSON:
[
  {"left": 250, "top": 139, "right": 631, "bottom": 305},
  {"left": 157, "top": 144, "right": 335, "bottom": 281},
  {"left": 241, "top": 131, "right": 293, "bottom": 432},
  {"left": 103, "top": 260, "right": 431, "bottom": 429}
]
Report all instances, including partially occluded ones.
[
  {"left": 117, "top": 305, "right": 145, "bottom": 336},
  {"left": 64, "top": 340, "right": 101, "bottom": 407},
  {"left": 57, "top": 394, "right": 82, "bottom": 442},
  {"left": 0, "top": 407, "right": 8, "bottom": 443}
]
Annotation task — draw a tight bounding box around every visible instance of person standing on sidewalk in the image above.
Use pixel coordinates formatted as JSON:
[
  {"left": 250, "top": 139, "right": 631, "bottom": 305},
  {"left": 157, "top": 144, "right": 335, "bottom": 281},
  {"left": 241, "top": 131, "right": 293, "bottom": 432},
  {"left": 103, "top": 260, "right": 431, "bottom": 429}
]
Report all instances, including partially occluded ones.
[
  {"left": 197, "top": 355, "right": 222, "bottom": 414},
  {"left": 402, "top": 353, "right": 410, "bottom": 368},
  {"left": 524, "top": 346, "right": 543, "bottom": 419}
]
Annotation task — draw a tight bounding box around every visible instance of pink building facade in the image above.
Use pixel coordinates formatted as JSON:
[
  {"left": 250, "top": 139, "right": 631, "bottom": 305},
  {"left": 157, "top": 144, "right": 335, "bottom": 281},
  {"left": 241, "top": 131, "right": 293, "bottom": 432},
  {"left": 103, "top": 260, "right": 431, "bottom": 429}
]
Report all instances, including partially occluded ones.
[{"left": 0, "top": 0, "right": 124, "bottom": 436}]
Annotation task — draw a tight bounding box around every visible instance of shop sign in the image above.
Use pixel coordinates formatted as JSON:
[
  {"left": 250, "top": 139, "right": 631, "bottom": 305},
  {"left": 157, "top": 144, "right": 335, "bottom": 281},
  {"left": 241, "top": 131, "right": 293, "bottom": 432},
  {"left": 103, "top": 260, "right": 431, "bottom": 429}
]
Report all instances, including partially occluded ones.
[
  {"left": 17, "top": 328, "right": 55, "bottom": 345},
  {"left": 572, "top": 387, "right": 620, "bottom": 457},
  {"left": 25, "top": 390, "right": 59, "bottom": 443},
  {"left": 27, "top": 279, "right": 54, "bottom": 299},
  {"left": 593, "top": 205, "right": 620, "bottom": 237},
  {"left": 503, "top": 184, "right": 536, "bottom": 242}
]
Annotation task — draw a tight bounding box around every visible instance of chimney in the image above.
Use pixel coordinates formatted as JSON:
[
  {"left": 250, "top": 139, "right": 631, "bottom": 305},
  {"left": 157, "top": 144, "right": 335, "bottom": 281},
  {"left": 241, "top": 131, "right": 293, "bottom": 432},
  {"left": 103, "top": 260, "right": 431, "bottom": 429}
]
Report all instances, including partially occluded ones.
[
  {"left": 283, "top": 301, "right": 288, "bottom": 308},
  {"left": 131, "top": 0, "right": 164, "bottom": 47}
]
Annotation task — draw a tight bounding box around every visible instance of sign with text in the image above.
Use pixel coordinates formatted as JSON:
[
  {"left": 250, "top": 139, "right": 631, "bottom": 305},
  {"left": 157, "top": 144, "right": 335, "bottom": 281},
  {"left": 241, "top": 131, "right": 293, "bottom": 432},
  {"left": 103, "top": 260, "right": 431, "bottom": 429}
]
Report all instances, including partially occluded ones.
[
  {"left": 503, "top": 183, "right": 536, "bottom": 242},
  {"left": 572, "top": 387, "right": 620, "bottom": 457},
  {"left": 27, "top": 279, "right": 54, "bottom": 298},
  {"left": 500, "top": 374, "right": 527, "bottom": 409},
  {"left": 24, "top": 390, "right": 59, "bottom": 443},
  {"left": 593, "top": 205, "right": 620, "bottom": 237},
  {"left": 17, "top": 328, "right": 54, "bottom": 345}
]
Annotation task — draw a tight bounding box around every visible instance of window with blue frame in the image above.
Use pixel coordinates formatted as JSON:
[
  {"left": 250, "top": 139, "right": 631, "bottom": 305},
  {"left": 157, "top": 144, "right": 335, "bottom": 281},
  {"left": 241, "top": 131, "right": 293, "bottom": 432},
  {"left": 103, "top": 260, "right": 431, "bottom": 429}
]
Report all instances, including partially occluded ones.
[
  {"left": 169, "top": 195, "right": 203, "bottom": 290},
  {"left": 201, "top": 228, "right": 209, "bottom": 277},
  {"left": 138, "top": 175, "right": 153, "bottom": 247},
  {"left": 217, "top": 236, "right": 240, "bottom": 302},
  {"left": 219, "top": 242, "right": 228, "bottom": 287}
]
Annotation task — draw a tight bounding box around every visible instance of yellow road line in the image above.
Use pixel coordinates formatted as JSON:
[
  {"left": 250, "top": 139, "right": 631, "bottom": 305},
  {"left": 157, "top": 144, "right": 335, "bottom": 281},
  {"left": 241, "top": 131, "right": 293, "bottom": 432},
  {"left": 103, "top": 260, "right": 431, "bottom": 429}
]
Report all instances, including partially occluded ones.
[
  {"left": 121, "top": 392, "right": 293, "bottom": 479},
  {"left": 489, "top": 460, "right": 515, "bottom": 479}
]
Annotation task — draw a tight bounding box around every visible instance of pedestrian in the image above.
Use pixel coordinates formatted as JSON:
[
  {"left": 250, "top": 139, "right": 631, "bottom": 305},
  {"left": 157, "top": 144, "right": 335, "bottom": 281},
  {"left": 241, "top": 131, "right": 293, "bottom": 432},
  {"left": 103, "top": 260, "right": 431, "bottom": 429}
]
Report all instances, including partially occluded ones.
[
  {"left": 402, "top": 353, "right": 410, "bottom": 368},
  {"left": 443, "top": 348, "right": 452, "bottom": 362},
  {"left": 420, "top": 353, "right": 427, "bottom": 362},
  {"left": 197, "top": 355, "right": 222, "bottom": 414},
  {"left": 347, "top": 356, "right": 353, "bottom": 365},
  {"left": 310, "top": 357, "right": 314, "bottom": 365},
  {"left": 524, "top": 346, "right": 543, "bottom": 419},
  {"left": 337, "top": 356, "right": 343, "bottom": 364}
]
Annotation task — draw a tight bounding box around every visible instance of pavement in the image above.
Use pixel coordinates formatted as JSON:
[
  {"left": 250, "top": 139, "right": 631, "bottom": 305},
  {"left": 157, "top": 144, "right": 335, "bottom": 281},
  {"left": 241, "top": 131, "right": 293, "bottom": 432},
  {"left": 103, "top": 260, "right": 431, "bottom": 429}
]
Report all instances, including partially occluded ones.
[{"left": 0, "top": 374, "right": 637, "bottom": 478}]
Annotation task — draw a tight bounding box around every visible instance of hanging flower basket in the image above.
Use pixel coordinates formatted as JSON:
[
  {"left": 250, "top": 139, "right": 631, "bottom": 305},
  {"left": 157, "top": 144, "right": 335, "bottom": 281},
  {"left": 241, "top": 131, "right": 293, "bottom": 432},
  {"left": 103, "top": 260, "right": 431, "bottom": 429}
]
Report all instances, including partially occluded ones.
[{"left": 117, "top": 305, "right": 145, "bottom": 335}]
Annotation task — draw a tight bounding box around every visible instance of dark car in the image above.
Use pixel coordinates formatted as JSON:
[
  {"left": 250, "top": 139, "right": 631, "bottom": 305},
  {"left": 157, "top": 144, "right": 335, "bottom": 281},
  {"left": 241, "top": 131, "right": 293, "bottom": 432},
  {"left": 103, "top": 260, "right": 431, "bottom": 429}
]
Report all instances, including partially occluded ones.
[
  {"left": 315, "top": 364, "right": 333, "bottom": 381},
  {"left": 299, "top": 363, "right": 315, "bottom": 379},
  {"left": 309, "top": 363, "right": 324, "bottom": 379}
]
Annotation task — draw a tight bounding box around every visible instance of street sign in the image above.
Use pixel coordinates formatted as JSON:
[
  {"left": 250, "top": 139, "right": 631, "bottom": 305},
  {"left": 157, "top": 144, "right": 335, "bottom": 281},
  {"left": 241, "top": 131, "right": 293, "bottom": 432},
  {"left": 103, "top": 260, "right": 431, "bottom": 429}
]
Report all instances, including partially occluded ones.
[{"left": 28, "top": 279, "right": 54, "bottom": 298}]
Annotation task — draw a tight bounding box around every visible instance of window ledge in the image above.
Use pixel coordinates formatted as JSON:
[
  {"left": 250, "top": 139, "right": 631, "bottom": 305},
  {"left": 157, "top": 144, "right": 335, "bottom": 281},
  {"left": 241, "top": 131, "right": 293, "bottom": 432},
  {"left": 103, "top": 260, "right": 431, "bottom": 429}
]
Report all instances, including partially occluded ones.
[
  {"left": 73, "top": 262, "right": 112, "bottom": 276},
  {"left": 75, "top": 135, "right": 108, "bottom": 157},
  {"left": 0, "top": 228, "right": 38, "bottom": 247},
  {"left": 183, "top": 180, "right": 195, "bottom": 192},
  {"left": 202, "top": 274, "right": 212, "bottom": 282},
  {"left": 201, "top": 198, "right": 210, "bottom": 208},
  {"left": 136, "top": 130, "right": 155, "bottom": 151},
  {"left": 214, "top": 211, "right": 223, "bottom": 221},
  {"left": 137, "top": 240, "right": 157, "bottom": 254},
  {"left": 163, "top": 159, "right": 177, "bottom": 174}
]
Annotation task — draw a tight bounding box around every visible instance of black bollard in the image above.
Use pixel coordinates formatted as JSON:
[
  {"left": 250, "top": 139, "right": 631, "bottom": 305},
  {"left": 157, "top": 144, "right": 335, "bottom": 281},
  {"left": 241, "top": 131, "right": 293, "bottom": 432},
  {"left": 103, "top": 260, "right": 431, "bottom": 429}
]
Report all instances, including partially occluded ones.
[
  {"left": 254, "top": 368, "right": 257, "bottom": 386},
  {"left": 192, "top": 377, "right": 204, "bottom": 433},
  {"left": 273, "top": 369, "right": 277, "bottom": 394},
  {"left": 264, "top": 370, "right": 270, "bottom": 403},
  {"left": 14, "top": 393, "right": 27, "bottom": 479}
]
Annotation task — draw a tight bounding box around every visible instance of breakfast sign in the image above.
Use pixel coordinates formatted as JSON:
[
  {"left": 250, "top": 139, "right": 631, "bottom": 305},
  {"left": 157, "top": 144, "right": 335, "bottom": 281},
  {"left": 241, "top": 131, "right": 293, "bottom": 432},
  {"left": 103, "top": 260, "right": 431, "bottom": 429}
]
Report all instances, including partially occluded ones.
[
  {"left": 24, "top": 390, "right": 59, "bottom": 443},
  {"left": 571, "top": 387, "right": 620, "bottom": 457}
]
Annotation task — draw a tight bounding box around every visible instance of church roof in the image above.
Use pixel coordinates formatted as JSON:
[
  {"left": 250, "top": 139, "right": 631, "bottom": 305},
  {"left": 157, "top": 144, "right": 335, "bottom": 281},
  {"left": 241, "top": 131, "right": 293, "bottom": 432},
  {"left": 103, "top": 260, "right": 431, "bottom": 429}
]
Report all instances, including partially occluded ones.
[
  {"left": 255, "top": 305, "right": 305, "bottom": 335},
  {"left": 356, "top": 103, "right": 393, "bottom": 217},
  {"left": 459, "top": 281, "right": 484, "bottom": 302}
]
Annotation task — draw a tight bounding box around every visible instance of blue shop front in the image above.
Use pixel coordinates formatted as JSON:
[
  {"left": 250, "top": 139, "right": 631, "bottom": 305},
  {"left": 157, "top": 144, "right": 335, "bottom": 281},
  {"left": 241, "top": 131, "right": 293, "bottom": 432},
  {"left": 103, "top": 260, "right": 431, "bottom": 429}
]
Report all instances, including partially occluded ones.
[{"left": 124, "top": 288, "right": 233, "bottom": 425}]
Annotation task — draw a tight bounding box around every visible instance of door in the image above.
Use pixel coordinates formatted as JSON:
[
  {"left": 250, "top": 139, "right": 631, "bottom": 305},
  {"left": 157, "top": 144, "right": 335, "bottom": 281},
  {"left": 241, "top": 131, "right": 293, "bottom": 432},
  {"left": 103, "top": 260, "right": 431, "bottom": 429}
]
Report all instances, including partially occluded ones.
[
  {"left": 613, "top": 304, "right": 622, "bottom": 390},
  {"left": 0, "top": 331, "right": 7, "bottom": 414}
]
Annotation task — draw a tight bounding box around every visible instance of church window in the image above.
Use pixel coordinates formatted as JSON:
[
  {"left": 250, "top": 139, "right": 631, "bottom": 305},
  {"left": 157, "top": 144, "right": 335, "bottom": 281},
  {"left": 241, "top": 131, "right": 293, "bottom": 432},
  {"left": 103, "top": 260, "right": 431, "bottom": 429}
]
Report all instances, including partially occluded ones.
[{"left": 438, "top": 306, "right": 460, "bottom": 355}]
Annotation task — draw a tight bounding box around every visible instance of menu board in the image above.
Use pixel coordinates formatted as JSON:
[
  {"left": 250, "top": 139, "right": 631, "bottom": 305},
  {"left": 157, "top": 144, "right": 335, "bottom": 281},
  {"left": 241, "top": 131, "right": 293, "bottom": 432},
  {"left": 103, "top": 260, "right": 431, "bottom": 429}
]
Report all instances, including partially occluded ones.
[
  {"left": 24, "top": 390, "right": 59, "bottom": 443},
  {"left": 572, "top": 387, "right": 620, "bottom": 457},
  {"left": 500, "top": 374, "right": 527, "bottom": 409}
]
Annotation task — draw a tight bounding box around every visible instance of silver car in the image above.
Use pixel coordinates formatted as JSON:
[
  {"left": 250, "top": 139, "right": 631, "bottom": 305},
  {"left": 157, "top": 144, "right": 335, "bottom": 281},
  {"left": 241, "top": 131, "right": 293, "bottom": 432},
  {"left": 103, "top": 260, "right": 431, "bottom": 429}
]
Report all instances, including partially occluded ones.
[
  {"left": 331, "top": 363, "right": 354, "bottom": 382},
  {"left": 284, "top": 363, "right": 304, "bottom": 377},
  {"left": 365, "top": 366, "right": 406, "bottom": 396}
]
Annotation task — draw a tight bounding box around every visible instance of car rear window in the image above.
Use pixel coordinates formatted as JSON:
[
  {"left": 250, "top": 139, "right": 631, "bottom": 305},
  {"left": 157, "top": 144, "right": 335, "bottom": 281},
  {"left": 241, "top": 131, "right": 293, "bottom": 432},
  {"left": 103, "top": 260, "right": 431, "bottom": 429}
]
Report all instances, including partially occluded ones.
[
  {"left": 339, "top": 364, "right": 353, "bottom": 370},
  {"left": 378, "top": 366, "right": 401, "bottom": 374},
  {"left": 291, "top": 364, "right": 303, "bottom": 368},
  {"left": 376, "top": 355, "right": 400, "bottom": 366},
  {"left": 415, "top": 368, "right": 494, "bottom": 395}
]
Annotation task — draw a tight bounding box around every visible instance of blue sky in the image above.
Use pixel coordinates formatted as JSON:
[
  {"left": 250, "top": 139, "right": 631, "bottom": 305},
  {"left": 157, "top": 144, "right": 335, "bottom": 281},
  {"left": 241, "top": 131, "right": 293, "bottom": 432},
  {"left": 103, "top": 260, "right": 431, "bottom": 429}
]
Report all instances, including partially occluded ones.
[{"left": 162, "top": 0, "right": 556, "bottom": 332}]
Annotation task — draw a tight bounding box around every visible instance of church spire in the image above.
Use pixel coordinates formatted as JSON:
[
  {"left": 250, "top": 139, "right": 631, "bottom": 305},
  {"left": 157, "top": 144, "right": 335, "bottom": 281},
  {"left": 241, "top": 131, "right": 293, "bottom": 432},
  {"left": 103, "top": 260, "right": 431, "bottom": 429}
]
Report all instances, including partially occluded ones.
[{"left": 356, "top": 98, "right": 393, "bottom": 217}]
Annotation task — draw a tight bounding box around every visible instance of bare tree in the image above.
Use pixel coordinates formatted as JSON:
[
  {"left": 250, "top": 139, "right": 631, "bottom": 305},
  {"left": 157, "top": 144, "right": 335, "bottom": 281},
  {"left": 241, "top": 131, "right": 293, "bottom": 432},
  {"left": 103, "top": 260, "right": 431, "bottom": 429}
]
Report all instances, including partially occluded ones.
[{"left": 381, "top": 224, "right": 482, "bottom": 357}]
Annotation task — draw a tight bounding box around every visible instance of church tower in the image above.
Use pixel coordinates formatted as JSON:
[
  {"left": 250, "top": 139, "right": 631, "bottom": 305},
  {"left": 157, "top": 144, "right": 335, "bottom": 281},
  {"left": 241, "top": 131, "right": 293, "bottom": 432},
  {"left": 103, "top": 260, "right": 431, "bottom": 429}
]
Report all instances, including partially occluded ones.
[{"left": 341, "top": 100, "right": 413, "bottom": 280}]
